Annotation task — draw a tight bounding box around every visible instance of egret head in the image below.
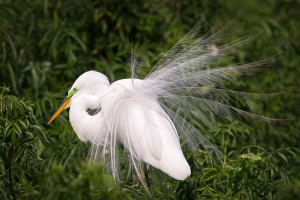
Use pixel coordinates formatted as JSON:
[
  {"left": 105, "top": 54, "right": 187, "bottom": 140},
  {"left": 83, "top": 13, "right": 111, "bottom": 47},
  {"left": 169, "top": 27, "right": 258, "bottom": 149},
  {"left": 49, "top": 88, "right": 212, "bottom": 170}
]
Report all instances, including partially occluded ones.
[{"left": 47, "top": 70, "right": 109, "bottom": 124}]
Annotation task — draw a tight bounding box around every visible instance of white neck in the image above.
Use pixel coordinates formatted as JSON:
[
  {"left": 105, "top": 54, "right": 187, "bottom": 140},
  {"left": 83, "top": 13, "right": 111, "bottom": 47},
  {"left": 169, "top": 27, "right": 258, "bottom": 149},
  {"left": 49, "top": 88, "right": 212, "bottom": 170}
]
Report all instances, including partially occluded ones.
[{"left": 69, "top": 94, "right": 103, "bottom": 142}]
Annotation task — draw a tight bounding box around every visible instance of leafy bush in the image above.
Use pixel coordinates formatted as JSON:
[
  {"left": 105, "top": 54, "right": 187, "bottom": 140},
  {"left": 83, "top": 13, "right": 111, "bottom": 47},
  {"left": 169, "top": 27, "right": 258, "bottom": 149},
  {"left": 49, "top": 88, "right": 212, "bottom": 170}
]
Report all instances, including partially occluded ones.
[{"left": 0, "top": 86, "right": 46, "bottom": 199}]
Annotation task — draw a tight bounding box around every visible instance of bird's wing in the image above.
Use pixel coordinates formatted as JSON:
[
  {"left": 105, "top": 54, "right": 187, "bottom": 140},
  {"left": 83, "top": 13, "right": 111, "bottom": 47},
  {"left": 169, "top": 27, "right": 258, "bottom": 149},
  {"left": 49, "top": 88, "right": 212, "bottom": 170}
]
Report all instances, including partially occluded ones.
[
  {"left": 117, "top": 100, "right": 164, "bottom": 162},
  {"left": 142, "top": 23, "right": 280, "bottom": 162},
  {"left": 111, "top": 87, "right": 190, "bottom": 181}
]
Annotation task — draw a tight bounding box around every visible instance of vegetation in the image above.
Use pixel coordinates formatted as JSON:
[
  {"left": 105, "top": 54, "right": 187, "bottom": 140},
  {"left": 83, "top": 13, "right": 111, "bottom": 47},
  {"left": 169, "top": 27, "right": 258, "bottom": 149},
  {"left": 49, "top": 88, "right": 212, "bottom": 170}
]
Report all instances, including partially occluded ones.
[{"left": 0, "top": 0, "right": 299, "bottom": 199}]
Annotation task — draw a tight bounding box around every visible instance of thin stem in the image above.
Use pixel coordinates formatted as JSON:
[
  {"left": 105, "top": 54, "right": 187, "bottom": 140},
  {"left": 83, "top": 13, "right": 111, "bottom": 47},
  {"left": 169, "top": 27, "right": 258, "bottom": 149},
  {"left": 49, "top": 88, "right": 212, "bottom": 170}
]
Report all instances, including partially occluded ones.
[
  {"left": 0, "top": 88, "right": 3, "bottom": 118},
  {"left": 223, "top": 135, "right": 228, "bottom": 166},
  {"left": 6, "top": 142, "right": 16, "bottom": 200}
]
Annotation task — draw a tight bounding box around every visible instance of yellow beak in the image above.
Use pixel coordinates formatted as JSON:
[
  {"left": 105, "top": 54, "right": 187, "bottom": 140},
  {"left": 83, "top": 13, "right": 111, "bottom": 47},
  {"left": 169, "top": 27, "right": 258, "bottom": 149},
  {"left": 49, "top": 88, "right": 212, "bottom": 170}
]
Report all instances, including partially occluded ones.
[{"left": 48, "top": 97, "right": 71, "bottom": 125}]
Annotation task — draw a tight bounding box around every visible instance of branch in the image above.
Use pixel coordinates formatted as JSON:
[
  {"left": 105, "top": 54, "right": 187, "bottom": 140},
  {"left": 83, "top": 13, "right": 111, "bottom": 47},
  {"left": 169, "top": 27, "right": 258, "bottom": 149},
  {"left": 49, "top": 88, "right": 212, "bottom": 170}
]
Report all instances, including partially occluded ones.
[{"left": 6, "top": 142, "right": 16, "bottom": 200}]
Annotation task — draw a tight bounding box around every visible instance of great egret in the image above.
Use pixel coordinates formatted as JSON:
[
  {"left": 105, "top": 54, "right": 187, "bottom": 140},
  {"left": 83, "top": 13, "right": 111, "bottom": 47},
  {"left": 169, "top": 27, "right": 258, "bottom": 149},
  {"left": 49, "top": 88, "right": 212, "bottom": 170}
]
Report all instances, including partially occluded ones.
[{"left": 48, "top": 23, "right": 277, "bottom": 188}]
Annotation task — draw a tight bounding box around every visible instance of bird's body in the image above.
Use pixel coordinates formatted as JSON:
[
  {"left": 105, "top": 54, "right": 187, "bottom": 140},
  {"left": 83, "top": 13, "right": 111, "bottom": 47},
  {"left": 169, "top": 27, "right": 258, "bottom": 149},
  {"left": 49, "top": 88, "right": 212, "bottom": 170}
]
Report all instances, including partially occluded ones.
[{"left": 68, "top": 75, "right": 190, "bottom": 180}]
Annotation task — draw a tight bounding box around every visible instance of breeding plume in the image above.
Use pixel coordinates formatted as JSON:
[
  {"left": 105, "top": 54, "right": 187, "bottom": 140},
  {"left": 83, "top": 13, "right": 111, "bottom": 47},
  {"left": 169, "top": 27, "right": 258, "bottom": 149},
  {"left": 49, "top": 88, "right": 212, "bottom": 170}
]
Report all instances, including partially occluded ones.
[{"left": 48, "top": 23, "right": 277, "bottom": 188}]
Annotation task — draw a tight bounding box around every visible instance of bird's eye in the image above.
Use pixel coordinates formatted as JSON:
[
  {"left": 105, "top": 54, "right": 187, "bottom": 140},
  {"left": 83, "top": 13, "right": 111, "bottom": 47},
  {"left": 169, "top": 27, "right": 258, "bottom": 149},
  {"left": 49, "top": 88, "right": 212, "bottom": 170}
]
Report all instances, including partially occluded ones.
[{"left": 67, "top": 88, "right": 79, "bottom": 98}]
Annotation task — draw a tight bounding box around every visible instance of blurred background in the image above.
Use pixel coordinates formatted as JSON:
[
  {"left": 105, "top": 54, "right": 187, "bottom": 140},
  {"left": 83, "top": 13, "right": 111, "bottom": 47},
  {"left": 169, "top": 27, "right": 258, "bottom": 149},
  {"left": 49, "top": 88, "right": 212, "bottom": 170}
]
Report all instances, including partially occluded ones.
[{"left": 0, "top": 0, "right": 299, "bottom": 199}]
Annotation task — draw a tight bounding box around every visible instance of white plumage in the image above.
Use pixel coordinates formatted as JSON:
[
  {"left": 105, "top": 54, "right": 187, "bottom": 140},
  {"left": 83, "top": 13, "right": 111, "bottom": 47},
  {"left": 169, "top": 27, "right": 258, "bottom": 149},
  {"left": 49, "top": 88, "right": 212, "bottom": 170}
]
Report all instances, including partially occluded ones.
[{"left": 48, "top": 23, "right": 279, "bottom": 188}]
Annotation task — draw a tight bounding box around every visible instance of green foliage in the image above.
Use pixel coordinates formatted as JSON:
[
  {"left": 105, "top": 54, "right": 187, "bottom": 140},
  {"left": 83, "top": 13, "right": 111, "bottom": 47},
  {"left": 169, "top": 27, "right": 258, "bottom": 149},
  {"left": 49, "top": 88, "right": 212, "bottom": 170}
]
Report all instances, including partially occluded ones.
[
  {"left": 176, "top": 151, "right": 288, "bottom": 200},
  {"left": 29, "top": 162, "right": 130, "bottom": 200},
  {"left": 0, "top": 86, "right": 46, "bottom": 198},
  {"left": 0, "top": 0, "right": 299, "bottom": 199}
]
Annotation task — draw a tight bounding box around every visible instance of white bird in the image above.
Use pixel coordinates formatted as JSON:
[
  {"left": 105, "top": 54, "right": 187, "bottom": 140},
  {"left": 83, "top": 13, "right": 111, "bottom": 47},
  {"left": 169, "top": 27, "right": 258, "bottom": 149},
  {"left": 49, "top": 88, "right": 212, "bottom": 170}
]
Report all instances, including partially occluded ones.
[
  {"left": 48, "top": 23, "right": 277, "bottom": 188},
  {"left": 48, "top": 72, "right": 191, "bottom": 181}
]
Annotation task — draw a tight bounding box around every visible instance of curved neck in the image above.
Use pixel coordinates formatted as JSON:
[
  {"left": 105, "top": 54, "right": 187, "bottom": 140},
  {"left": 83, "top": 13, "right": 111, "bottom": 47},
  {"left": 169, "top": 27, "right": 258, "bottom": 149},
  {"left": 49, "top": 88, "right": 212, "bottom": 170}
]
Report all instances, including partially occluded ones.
[{"left": 69, "top": 94, "right": 102, "bottom": 142}]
